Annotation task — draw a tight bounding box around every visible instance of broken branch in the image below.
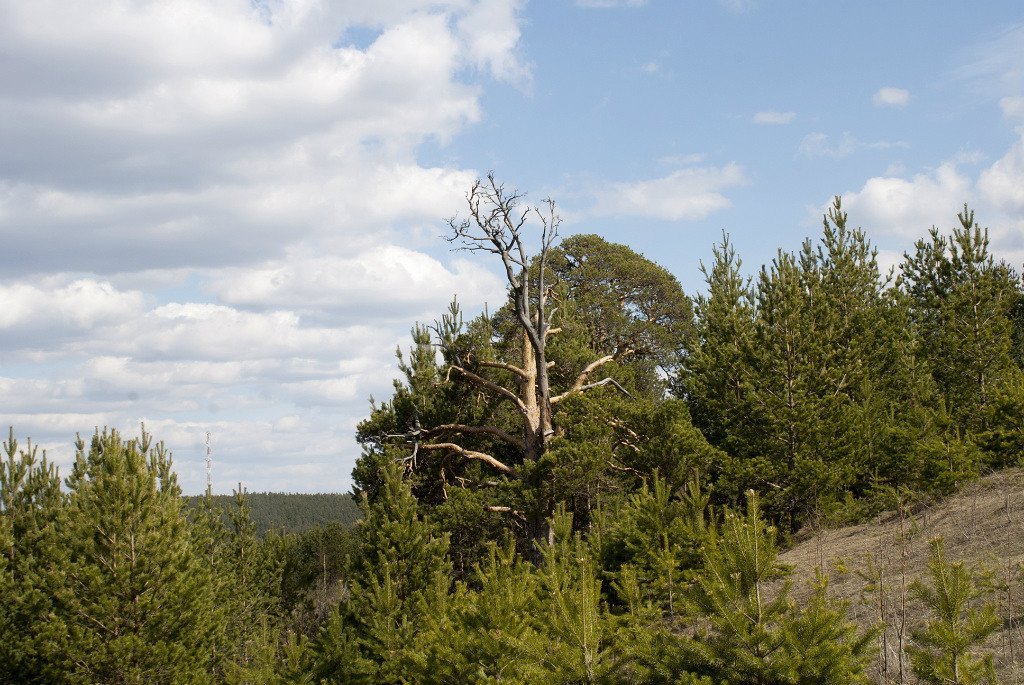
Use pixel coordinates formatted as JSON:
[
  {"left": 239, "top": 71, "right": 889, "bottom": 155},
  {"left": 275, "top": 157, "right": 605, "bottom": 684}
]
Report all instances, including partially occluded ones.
[
  {"left": 448, "top": 365, "right": 528, "bottom": 413},
  {"left": 425, "top": 424, "right": 523, "bottom": 449},
  {"left": 418, "top": 442, "right": 515, "bottom": 475}
]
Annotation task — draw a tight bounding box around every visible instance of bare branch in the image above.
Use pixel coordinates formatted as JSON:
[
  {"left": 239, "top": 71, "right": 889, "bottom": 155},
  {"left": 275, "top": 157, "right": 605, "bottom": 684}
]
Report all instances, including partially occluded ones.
[
  {"left": 613, "top": 440, "right": 642, "bottom": 455},
  {"left": 550, "top": 355, "right": 614, "bottom": 403},
  {"left": 418, "top": 442, "right": 515, "bottom": 475},
  {"left": 476, "top": 359, "right": 529, "bottom": 380},
  {"left": 425, "top": 423, "right": 523, "bottom": 449},
  {"left": 609, "top": 417, "right": 641, "bottom": 441},
  {"left": 448, "top": 365, "right": 528, "bottom": 413},
  {"left": 552, "top": 376, "right": 633, "bottom": 404},
  {"left": 484, "top": 505, "right": 526, "bottom": 520},
  {"left": 608, "top": 459, "right": 643, "bottom": 473}
]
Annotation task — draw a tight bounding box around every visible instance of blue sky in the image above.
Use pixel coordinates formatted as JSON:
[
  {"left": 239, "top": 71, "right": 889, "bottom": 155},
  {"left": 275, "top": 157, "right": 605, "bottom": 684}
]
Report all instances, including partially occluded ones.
[
  {"left": 448, "top": 1, "right": 1024, "bottom": 290},
  {"left": 1, "top": 0, "right": 1022, "bottom": 493}
]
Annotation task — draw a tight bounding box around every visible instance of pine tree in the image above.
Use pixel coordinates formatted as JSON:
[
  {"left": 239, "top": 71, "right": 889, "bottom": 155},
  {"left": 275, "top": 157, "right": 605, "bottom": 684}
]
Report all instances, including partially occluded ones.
[
  {"left": 901, "top": 207, "right": 1022, "bottom": 440},
  {"left": 221, "top": 486, "right": 287, "bottom": 681},
  {"left": 784, "top": 573, "right": 876, "bottom": 685},
  {"left": 687, "top": 491, "right": 873, "bottom": 684},
  {"left": 186, "top": 491, "right": 235, "bottom": 676},
  {"left": 611, "top": 564, "right": 713, "bottom": 685},
  {"left": 602, "top": 474, "right": 709, "bottom": 618},
  {"left": 57, "top": 427, "right": 221, "bottom": 684},
  {"left": 685, "top": 232, "right": 757, "bottom": 457},
  {"left": 402, "top": 539, "right": 543, "bottom": 684},
  {"left": 514, "top": 506, "right": 622, "bottom": 684},
  {"left": 706, "top": 199, "right": 943, "bottom": 527},
  {"left": 311, "top": 462, "right": 450, "bottom": 684},
  {"left": 908, "top": 538, "right": 1000, "bottom": 685},
  {"left": 745, "top": 247, "right": 828, "bottom": 530},
  {"left": 0, "top": 428, "right": 68, "bottom": 683}
]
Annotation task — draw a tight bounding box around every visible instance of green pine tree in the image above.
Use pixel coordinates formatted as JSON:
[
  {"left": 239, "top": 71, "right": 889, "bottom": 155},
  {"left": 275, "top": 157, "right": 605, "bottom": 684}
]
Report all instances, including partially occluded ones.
[
  {"left": 512, "top": 506, "right": 622, "bottom": 684},
  {"left": 602, "top": 474, "right": 709, "bottom": 619},
  {"left": 0, "top": 428, "right": 68, "bottom": 683},
  {"left": 56, "top": 427, "right": 222, "bottom": 684},
  {"left": 901, "top": 207, "right": 1022, "bottom": 441},
  {"left": 908, "top": 538, "right": 1000, "bottom": 685},
  {"left": 687, "top": 491, "right": 873, "bottom": 684},
  {"left": 218, "top": 485, "right": 288, "bottom": 681},
  {"left": 685, "top": 232, "right": 757, "bottom": 458},
  {"left": 311, "top": 462, "right": 450, "bottom": 684}
]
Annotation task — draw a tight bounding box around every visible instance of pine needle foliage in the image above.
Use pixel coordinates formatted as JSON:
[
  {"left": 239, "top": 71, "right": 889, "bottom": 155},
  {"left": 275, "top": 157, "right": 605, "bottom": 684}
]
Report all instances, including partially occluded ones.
[
  {"left": 687, "top": 490, "right": 873, "bottom": 684},
  {"left": 908, "top": 538, "right": 1000, "bottom": 685},
  {"left": 311, "top": 462, "right": 450, "bottom": 684},
  {"left": 0, "top": 428, "right": 67, "bottom": 683},
  {"left": 57, "top": 427, "right": 222, "bottom": 684}
]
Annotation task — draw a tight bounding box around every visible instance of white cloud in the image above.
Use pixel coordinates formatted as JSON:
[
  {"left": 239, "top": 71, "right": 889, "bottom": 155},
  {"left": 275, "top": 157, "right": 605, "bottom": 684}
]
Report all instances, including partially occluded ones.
[
  {"left": 456, "top": 0, "right": 531, "bottom": 86},
  {"left": 0, "top": 0, "right": 528, "bottom": 493},
  {"left": 872, "top": 87, "right": 911, "bottom": 108},
  {"left": 835, "top": 131, "right": 1024, "bottom": 267},
  {"left": 0, "top": 279, "right": 146, "bottom": 333},
  {"left": 0, "top": 1, "right": 525, "bottom": 276},
  {"left": 101, "top": 303, "right": 390, "bottom": 363},
  {"left": 590, "top": 164, "right": 747, "bottom": 221},
  {"left": 798, "top": 132, "right": 909, "bottom": 159},
  {"left": 838, "top": 163, "right": 972, "bottom": 238},
  {"left": 753, "top": 110, "right": 795, "bottom": 125},
  {"left": 210, "top": 245, "right": 506, "bottom": 320},
  {"left": 978, "top": 133, "right": 1024, "bottom": 213}
]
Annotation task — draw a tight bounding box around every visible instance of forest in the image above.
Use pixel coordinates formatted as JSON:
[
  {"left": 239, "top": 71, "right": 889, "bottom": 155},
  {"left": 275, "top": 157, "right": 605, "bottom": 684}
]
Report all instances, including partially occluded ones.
[
  {"left": 3, "top": 177, "right": 1023, "bottom": 684},
  {"left": 185, "top": 493, "right": 362, "bottom": 535}
]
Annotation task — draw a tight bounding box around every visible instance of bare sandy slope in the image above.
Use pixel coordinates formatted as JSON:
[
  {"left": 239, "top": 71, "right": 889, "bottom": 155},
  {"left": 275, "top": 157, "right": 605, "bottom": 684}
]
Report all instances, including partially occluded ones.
[{"left": 780, "top": 468, "right": 1024, "bottom": 684}]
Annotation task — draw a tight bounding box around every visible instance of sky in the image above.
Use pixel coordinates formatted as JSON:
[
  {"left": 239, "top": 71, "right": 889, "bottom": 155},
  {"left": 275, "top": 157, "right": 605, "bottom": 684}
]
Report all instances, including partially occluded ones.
[{"left": 2, "top": 0, "right": 1023, "bottom": 494}]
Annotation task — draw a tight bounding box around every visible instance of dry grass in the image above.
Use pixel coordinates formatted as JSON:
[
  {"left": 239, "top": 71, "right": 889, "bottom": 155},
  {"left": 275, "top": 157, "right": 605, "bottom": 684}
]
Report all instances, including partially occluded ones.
[{"left": 781, "top": 468, "right": 1024, "bottom": 684}]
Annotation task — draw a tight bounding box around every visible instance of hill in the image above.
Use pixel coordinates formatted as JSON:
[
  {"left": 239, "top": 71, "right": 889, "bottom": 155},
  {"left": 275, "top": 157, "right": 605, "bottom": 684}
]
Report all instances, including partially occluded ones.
[
  {"left": 781, "top": 468, "right": 1024, "bottom": 683},
  {"left": 186, "top": 492, "right": 361, "bottom": 535}
]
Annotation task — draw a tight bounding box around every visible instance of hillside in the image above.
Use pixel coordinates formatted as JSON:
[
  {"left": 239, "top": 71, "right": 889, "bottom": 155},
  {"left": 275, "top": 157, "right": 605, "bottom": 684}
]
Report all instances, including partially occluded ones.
[
  {"left": 186, "top": 492, "right": 361, "bottom": 535},
  {"left": 782, "top": 468, "right": 1024, "bottom": 684}
]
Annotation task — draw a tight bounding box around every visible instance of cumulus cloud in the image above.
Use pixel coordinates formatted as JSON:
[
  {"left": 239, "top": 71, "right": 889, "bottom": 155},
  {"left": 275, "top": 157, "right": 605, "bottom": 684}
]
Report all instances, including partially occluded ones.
[
  {"left": 0, "top": 0, "right": 528, "bottom": 493},
  {"left": 0, "top": 279, "right": 146, "bottom": 335},
  {"left": 753, "top": 110, "right": 795, "bottom": 125},
  {"left": 210, "top": 245, "right": 505, "bottom": 321},
  {"left": 872, "top": 87, "right": 911, "bottom": 108},
  {"left": 456, "top": 0, "right": 531, "bottom": 86},
  {"left": 0, "top": 1, "right": 524, "bottom": 276},
  {"left": 590, "top": 164, "right": 746, "bottom": 221},
  {"left": 838, "top": 163, "right": 972, "bottom": 238},
  {"left": 834, "top": 131, "right": 1024, "bottom": 266},
  {"left": 978, "top": 133, "right": 1024, "bottom": 213}
]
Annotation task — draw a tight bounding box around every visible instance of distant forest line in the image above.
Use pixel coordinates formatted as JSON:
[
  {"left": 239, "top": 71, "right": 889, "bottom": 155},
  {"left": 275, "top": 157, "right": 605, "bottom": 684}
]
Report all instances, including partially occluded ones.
[{"left": 185, "top": 492, "right": 361, "bottom": 535}]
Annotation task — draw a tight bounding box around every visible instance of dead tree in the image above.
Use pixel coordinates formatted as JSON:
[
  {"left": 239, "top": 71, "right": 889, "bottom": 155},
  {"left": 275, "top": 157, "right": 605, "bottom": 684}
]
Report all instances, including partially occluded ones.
[
  {"left": 379, "top": 176, "right": 638, "bottom": 554},
  {"left": 441, "top": 174, "right": 629, "bottom": 466},
  {"left": 446, "top": 174, "right": 559, "bottom": 464}
]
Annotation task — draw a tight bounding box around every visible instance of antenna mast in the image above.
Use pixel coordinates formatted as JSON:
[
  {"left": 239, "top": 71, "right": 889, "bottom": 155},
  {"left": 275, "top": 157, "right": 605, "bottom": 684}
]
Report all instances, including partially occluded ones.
[{"left": 205, "top": 431, "right": 212, "bottom": 496}]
